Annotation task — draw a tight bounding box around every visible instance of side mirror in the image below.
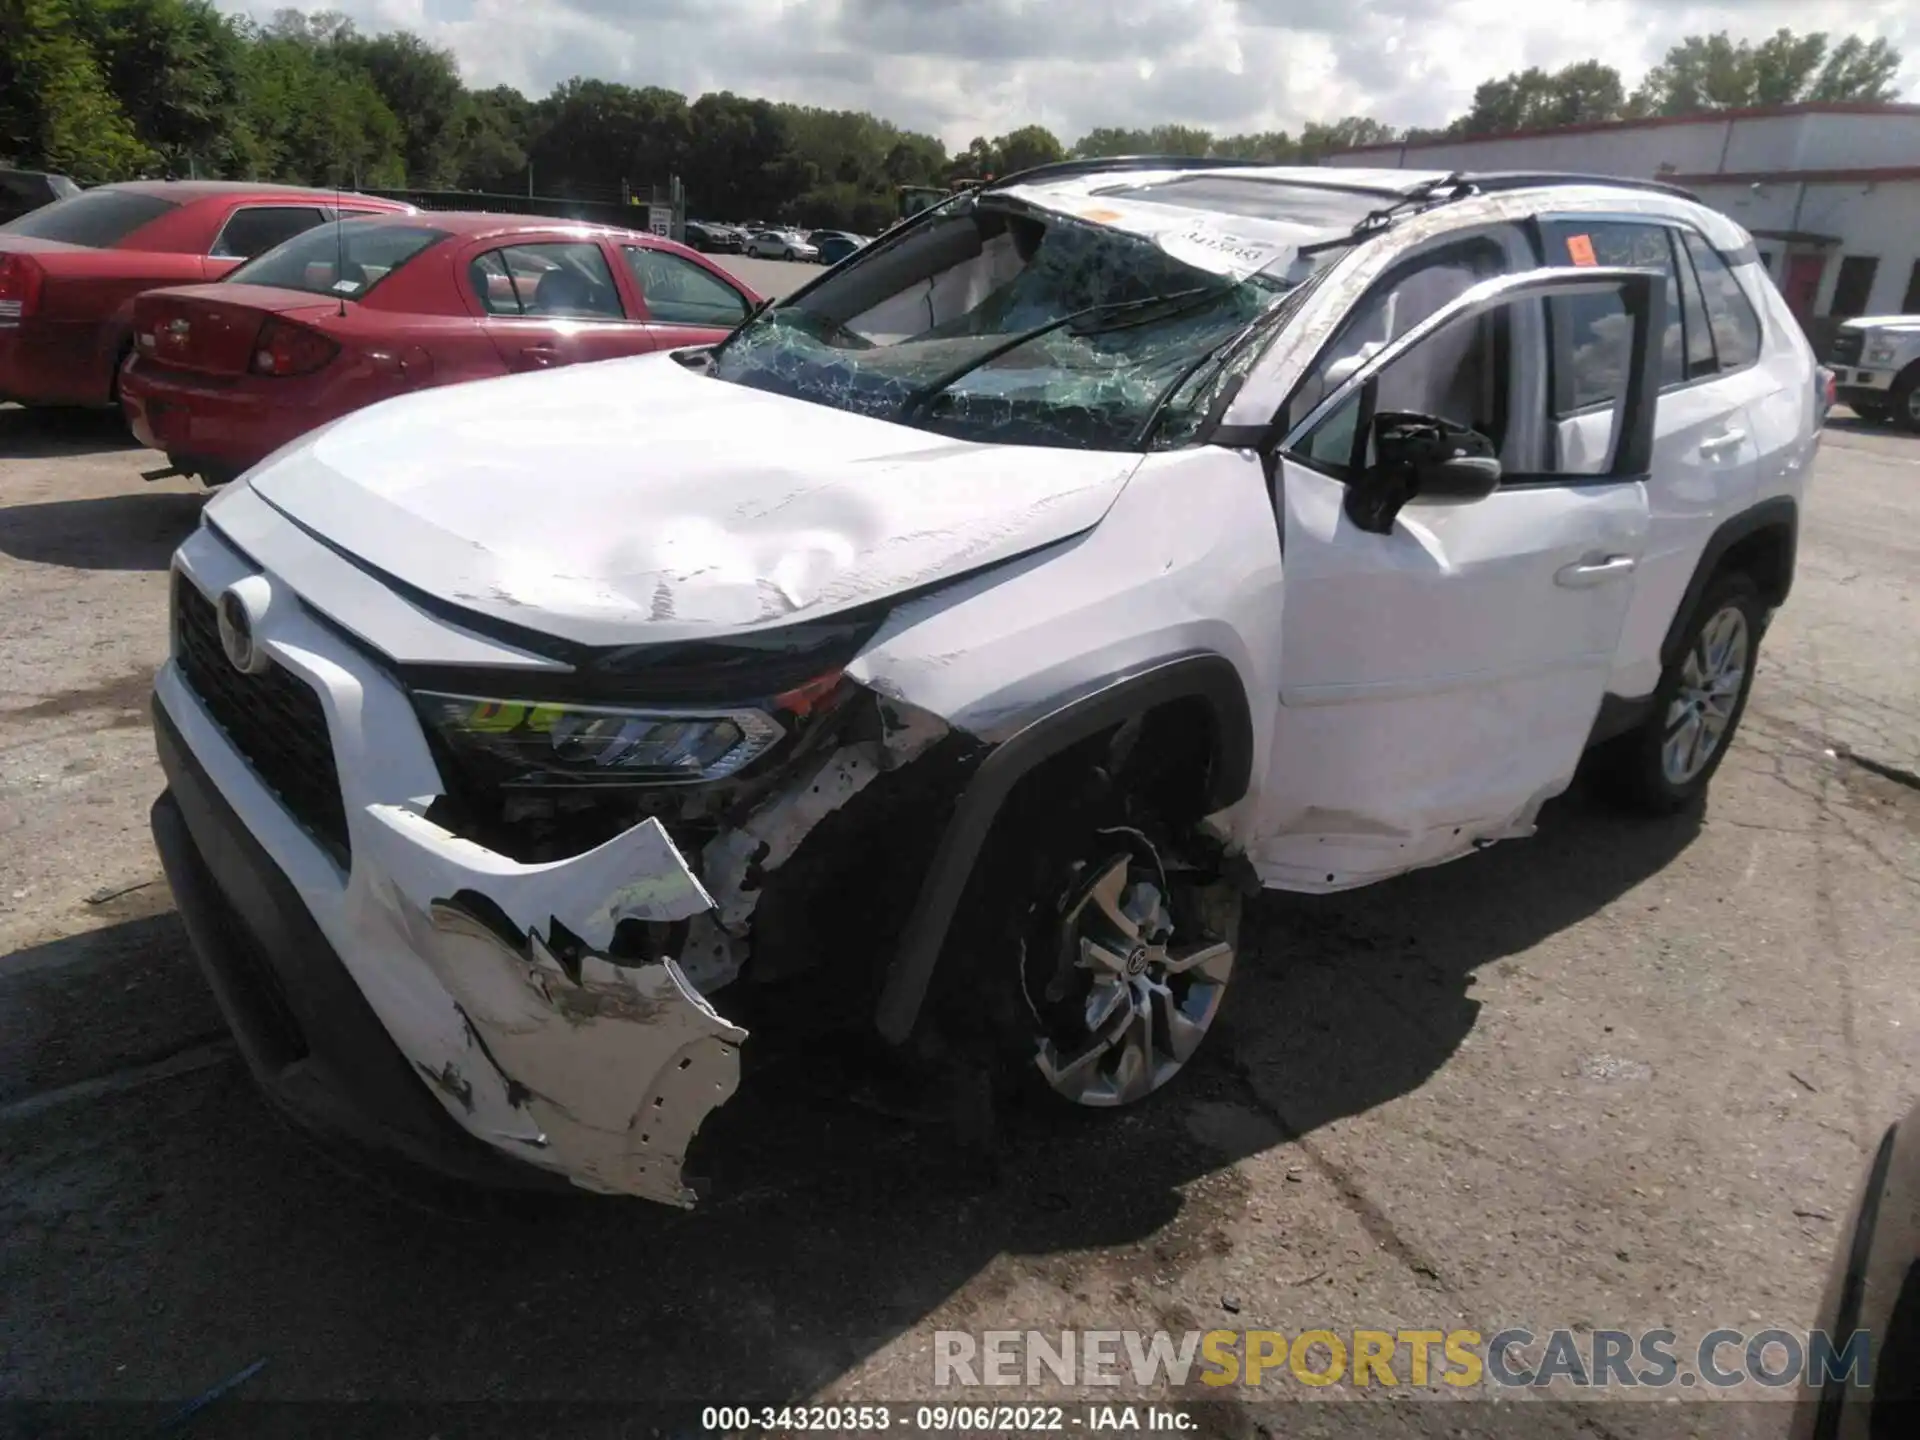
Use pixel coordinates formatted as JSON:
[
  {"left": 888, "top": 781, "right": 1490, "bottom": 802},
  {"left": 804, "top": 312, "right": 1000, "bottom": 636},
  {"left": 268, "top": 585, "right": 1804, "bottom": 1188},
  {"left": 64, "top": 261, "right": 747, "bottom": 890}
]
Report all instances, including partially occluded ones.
[{"left": 1346, "top": 409, "right": 1502, "bottom": 534}]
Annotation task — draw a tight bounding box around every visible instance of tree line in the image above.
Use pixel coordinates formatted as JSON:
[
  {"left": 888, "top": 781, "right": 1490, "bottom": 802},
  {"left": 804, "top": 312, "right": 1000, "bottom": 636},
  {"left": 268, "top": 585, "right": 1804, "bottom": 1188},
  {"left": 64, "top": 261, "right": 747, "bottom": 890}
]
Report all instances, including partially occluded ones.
[{"left": 0, "top": 3, "right": 1904, "bottom": 234}]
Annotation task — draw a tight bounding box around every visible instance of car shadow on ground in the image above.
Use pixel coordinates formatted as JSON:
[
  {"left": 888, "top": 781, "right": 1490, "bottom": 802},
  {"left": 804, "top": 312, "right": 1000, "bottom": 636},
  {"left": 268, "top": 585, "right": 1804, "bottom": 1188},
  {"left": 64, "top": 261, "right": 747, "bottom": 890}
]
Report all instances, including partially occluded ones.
[
  {"left": 0, "top": 403, "right": 142, "bottom": 459},
  {"left": 0, "top": 779, "right": 1702, "bottom": 1422},
  {"left": 0, "top": 490, "right": 204, "bottom": 571}
]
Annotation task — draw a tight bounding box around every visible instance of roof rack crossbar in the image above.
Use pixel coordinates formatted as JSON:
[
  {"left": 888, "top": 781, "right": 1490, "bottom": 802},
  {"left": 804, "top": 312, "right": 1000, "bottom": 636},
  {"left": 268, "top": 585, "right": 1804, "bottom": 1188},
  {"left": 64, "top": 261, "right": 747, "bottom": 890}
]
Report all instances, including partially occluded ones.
[
  {"left": 981, "top": 154, "right": 1273, "bottom": 190},
  {"left": 1459, "top": 171, "right": 1699, "bottom": 202}
]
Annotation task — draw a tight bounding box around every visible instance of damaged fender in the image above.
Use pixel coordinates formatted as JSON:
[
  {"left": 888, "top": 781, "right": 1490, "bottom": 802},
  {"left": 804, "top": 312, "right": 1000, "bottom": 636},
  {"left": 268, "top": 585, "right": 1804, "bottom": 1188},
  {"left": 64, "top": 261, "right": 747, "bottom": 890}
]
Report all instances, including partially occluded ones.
[
  {"left": 684, "top": 693, "right": 956, "bottom": 990},
  {"left": 364, "top": 805, "right": 745, "bottom": 1208}
]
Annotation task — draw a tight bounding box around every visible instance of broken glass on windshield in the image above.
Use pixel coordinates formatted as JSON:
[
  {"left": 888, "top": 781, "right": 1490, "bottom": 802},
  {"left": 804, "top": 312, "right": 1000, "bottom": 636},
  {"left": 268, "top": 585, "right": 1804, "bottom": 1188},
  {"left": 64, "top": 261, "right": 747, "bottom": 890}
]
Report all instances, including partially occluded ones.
[{"left": 707, "top": 192, "right": 1329, "bottom": 451}]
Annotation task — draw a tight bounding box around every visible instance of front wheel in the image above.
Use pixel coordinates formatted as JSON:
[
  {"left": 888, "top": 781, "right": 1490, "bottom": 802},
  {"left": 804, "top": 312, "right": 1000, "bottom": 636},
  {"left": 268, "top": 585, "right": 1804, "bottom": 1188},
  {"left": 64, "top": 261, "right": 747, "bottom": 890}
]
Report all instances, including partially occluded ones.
[
  {"left": 1591, "top": 571, "right": 1764, "bottom": 813},
  {"left": 783, "top": 247, "right": 797, "bottom": 260},
  {"left": 1026, "top": 844, "right": 1241, "bottom": 1107}
]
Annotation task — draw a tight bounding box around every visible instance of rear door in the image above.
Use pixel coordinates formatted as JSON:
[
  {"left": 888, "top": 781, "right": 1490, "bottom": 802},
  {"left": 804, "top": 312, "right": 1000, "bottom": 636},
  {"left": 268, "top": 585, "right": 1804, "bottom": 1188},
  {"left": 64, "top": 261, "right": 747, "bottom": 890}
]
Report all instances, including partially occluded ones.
[
  {"left": 617, "top": 243, "right": 753, "bottom": 347},
  {"left": 464, "top": 238, "right": 652, "bottom": 373},
  {"left": 1541, "top": 218, "right": 1764, "bottom": 699}
]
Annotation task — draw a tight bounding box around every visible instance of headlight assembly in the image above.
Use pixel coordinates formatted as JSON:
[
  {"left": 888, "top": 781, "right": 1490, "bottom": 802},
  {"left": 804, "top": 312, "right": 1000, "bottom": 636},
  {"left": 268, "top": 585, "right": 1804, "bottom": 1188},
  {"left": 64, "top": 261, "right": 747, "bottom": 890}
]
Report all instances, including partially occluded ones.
[
  {"left": 415, "top": 692, "right": 787, "bottom": 788},
  {"left": 1864, "top": 341, "right": 1898, "bottom": 366}
]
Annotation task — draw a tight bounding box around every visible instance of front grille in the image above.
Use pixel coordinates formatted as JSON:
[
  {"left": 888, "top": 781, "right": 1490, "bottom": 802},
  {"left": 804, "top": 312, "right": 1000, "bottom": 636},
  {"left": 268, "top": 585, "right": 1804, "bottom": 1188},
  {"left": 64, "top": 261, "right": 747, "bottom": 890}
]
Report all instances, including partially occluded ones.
[
  {"left": 173, "top": 576, "right": 351, "bottom": 866},
  {"left": 1828, "top": 331, "right": 1863, "bottom": 366}
]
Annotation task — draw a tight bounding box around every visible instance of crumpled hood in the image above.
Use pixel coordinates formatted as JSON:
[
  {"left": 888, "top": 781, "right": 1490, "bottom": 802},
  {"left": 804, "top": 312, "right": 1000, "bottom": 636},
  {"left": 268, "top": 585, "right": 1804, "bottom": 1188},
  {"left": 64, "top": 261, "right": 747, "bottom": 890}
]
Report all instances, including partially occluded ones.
[{"left": 241, "top": 351, "right": 1141, "bottom": 646}]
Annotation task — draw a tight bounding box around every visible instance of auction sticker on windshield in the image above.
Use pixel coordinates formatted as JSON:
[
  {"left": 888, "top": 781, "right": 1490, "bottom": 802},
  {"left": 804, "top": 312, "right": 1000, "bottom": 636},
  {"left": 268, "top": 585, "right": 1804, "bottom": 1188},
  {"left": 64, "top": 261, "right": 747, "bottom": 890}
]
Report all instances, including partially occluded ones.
[{"left": 1158, "top": 220, "right": 1293, "bottom": 279}]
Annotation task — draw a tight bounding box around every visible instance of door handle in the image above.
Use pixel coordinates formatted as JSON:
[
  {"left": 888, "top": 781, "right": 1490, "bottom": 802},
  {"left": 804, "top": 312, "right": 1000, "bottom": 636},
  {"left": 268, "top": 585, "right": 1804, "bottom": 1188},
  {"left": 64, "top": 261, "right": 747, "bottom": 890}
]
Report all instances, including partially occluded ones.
[
  {"left": 516, "top": 346, "right": 562, "bottom": 370},
  {"left": 1698, "top": 428, "right": 1747, "bottom": 457},
  {"left": 1555, "top": 555, "right": 1637, "bottom": 588}
]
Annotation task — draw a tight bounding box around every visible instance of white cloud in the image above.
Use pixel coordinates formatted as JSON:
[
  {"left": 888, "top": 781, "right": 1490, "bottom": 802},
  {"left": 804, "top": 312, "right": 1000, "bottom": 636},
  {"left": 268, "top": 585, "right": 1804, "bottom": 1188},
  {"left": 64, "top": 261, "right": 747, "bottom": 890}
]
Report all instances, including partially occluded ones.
[{"left": 215, "top": 0, "right": 1920, "bottom": 147}]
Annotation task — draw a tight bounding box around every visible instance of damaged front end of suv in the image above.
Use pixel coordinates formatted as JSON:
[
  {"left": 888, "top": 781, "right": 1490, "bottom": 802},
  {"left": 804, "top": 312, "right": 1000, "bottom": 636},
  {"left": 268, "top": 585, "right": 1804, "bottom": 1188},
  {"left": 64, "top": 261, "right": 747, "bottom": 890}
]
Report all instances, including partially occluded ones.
[
  {"left": 151, "top": 164, "right": 1343, "bottom": 1204},
  {"left": 152, "top": 528, "right": 1007, "bottom": 1207}
]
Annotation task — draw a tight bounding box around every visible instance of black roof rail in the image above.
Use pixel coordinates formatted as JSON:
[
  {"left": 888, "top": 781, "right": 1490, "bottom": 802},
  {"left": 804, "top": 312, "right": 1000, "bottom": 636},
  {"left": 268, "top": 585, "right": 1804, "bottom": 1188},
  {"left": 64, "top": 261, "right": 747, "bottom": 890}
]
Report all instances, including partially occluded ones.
[
  {"left": 981, "top": 154, "right": 1273, "bottom": 191},
  {"left": 1460, "top": 171, "right": 1700, "bottom": 202}
]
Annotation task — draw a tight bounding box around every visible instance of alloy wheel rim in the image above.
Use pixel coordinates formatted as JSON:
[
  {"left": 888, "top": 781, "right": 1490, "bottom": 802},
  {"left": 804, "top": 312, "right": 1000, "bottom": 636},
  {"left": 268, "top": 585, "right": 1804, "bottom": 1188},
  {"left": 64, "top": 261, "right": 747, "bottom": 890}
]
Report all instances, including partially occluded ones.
[
  {"left": 1661, "top": 604, "right": 1749, "bottom": 786},
  {"left": 1032, "top": 851, "right": 1236, "bottom": 1107}
]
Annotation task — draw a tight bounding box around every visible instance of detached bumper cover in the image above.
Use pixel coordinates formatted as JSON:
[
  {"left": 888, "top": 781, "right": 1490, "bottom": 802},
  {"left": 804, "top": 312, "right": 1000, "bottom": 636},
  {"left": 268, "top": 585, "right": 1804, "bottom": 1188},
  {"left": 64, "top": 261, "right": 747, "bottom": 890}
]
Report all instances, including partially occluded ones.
[{"left": 154, "top": 522, "right": 749, "bottom": 1206}]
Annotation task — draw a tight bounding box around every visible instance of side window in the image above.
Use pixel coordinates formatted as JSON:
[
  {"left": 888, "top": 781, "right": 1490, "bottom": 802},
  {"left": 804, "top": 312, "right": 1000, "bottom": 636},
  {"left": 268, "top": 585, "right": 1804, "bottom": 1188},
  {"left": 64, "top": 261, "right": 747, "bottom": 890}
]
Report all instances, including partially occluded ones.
[
  {"left": 1553, "top": 287, "right": 1634, "bottom": 414},
  {"left": 468, "top": 242, "right": 624, "bottom": 319},
  {"left": 1676, "top": 237, "right": 1715, "bottom": 379},
  {"left": 1290, "top": 285, "right": 1650, "bottom": 496},
  {"left": 1681, "top": 232, "right": 1763, "bottom": 371},
  {"left": 622, "top": 246, "right": 750, "bottom": 327},
  {"left": 1292, "top": 304, "right": 1511, "bottom": 476},
  {"left": 1290, "top": 240, "right": 1509, "bottom": 426},
  {"left": 1540, "top": 221, "right": 1684, "bottom": 402},
  {"left": 210, "top": 206, "right": 327, "bottom": 260}
]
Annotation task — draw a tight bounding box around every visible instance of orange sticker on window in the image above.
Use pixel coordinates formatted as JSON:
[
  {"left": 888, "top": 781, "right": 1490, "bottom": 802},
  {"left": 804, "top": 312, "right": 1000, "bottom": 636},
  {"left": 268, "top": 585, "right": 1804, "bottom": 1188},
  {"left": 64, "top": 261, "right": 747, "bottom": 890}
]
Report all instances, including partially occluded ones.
[{"left": 1566, "top": 233, "right": 1598, "bottom": 266}]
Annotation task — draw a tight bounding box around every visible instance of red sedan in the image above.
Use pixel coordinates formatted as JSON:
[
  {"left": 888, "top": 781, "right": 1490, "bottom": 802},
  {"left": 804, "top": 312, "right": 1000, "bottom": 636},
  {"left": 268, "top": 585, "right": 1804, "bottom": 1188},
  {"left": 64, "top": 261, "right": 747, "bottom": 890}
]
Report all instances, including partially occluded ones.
[
  {"left": 0, "top": 181, "right": 412, "bottom": 408},
  {"left": 119, "top": 212, "right": 762, "bottom": 485}
]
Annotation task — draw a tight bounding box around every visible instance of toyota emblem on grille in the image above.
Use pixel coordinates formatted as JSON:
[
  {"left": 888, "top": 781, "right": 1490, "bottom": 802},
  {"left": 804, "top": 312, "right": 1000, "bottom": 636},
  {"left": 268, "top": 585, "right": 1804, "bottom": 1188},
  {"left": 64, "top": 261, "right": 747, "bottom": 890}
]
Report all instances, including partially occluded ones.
[{"left": 216, "top": 586, "right": 271, "bottom": 674}]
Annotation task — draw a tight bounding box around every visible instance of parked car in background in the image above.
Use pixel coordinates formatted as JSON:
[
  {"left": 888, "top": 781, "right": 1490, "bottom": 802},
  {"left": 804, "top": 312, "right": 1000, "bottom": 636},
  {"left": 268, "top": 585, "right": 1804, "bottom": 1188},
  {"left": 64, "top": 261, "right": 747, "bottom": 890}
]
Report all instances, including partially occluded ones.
[
  {"left": 0, "top": 180, "right": 411, "bottom": 409},
  {"left": 0, "top": 168, "right": 80, "bottom": 226},
  {"left": 684, "top": 220, "right": 743, "bottom": 255},
  {"left": 121, "top": 213, "right": 759, "bottom": 485},
  {"left": 745, "top": 228, "right": 818, "bottom": 261},
  {"left": 808, "top": 230, "right": 867, "bottom": 265},
  {"left": 1827, "top": 313, "right": 1920, "bottom": 430}
]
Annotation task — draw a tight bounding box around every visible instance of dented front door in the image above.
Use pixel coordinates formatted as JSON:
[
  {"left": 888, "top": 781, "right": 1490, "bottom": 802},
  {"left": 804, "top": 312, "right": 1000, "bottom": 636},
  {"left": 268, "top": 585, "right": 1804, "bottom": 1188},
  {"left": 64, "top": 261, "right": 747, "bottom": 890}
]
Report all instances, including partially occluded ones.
[{"left": 1251, "top": 268, "right": 1662, "bottom": 892}]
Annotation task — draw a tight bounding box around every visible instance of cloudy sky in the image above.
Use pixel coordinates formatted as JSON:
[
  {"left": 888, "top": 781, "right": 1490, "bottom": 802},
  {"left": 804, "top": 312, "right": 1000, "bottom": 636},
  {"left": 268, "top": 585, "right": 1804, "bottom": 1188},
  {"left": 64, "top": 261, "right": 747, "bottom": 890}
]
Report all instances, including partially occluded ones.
[{"left": 218, "top": 1, "right": 1920, "bottom": 147}]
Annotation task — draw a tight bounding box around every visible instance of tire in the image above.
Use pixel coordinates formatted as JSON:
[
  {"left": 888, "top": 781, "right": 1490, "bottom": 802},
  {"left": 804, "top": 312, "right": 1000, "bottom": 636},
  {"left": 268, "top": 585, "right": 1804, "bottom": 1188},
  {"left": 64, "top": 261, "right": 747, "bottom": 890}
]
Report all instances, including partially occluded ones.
[
  {"left": 1890, "top": 365, "right": 1920, "bottom": 434},
  {"left": 1591, "top": 570, "right": 1765, "bottom": 814},
  {"left": 784, "top": 248, "right": 797, "bottom": 260},
  {"left": 932, "top": 745, "right": 1244, "bottom": 1118}
]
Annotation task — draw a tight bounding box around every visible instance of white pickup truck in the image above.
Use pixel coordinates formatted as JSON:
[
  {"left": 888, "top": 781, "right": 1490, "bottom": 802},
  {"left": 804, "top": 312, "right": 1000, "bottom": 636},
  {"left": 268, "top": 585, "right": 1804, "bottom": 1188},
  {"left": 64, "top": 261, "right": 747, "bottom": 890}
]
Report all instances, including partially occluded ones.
[{"left": 1828, "top": 314, "right": 1920, "bottom": 430}]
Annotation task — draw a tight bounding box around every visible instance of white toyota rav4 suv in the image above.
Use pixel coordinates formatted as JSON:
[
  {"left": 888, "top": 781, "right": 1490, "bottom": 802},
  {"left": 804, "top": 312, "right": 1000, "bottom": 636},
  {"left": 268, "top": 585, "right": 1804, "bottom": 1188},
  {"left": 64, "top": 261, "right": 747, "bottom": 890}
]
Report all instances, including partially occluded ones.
[{"left": 150, "top": 161, "right": 1822, "bottom": 1207}]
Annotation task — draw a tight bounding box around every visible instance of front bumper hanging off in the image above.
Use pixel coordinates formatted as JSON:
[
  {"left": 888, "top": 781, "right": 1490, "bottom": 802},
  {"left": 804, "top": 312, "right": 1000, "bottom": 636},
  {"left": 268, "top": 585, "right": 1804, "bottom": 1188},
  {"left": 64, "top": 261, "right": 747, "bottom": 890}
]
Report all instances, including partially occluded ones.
[{"left": 152, "top": 691, "right": 748, "bottom": 1209}]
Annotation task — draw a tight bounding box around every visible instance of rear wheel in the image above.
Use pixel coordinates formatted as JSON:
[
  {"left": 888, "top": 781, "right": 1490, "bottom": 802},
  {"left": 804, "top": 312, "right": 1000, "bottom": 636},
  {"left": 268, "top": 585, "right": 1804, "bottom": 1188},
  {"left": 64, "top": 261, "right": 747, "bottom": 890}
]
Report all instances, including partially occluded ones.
[{"left": 1591, "top": 571, "right": 1764, "bottom": 813}]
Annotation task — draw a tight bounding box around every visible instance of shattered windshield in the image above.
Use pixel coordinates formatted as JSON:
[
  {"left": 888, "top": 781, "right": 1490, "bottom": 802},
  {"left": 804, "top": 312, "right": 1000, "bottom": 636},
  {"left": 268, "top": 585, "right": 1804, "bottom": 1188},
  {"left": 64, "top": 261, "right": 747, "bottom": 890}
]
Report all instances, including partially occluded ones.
[{"left": 707, "top": 190, "right": 1338, "bottom": 451}]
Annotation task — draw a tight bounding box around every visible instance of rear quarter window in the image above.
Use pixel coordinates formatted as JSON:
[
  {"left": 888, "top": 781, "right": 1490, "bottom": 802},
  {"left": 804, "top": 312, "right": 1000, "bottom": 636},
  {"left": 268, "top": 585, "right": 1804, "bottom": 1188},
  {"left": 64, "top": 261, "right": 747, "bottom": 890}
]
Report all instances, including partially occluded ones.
[
  {"left": 0, "top": 188, "right": 178, "bottom": 247},
  {"left": 223, "top": 221, "right": 448, "bottom": 299},
  {"left": 1682, "top": 231, "right": 1764, "bottom": 371}
]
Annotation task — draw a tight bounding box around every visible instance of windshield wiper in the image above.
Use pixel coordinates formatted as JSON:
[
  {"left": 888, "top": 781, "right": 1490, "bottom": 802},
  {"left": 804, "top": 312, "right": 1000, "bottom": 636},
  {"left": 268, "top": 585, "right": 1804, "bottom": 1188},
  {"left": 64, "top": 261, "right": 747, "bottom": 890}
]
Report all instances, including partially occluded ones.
[
  {"left": 895, "top": 287, "right": 1220, "bottom": 422},
  {"left": 1134, "top": 266, "right": 1332, "bottom": 447}
]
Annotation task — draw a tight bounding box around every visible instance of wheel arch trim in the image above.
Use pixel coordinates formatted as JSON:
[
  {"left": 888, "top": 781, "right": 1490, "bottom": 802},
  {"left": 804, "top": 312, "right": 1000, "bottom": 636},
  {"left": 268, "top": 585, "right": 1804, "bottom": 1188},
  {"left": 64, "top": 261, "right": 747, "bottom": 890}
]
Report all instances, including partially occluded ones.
[
  {"left": 873, "top": 652, "right": 1255, "bottom": 1046},
  {"left": 1659, "top": 495, "right": 1798, "bottom": 669}
]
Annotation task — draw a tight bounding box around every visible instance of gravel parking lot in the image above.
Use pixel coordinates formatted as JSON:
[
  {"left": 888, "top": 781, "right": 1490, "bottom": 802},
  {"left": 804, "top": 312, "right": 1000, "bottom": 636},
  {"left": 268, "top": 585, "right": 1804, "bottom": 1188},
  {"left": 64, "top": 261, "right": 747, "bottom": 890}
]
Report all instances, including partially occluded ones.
[{"left": 2, "top": 348, "right": 1915, "bottom": 1431}]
